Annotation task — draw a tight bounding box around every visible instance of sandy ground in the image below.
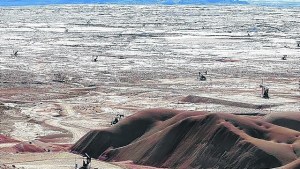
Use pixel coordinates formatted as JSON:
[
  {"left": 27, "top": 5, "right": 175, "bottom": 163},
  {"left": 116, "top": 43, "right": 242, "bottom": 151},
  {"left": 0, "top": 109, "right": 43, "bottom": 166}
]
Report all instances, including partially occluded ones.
[
  {"left": 0, "top": 4, "right": 299, "bottom": 168},
  {"left": 0, "top": 152, "right": 123, "bottom": 169}
]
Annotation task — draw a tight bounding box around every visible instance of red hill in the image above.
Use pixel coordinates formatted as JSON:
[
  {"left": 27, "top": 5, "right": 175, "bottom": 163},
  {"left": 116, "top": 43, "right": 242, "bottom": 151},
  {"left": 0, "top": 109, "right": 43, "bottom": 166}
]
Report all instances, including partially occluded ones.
[{"left": 71, "top": 109, "right": 300, "bottom": 169}]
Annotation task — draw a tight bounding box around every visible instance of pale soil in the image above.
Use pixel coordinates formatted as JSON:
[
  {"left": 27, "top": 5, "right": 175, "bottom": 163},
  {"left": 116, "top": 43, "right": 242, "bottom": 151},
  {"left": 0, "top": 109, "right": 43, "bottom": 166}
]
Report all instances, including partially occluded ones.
[
  {"left": 0, "top": 152, "right": 123, "bottom": 169},
  {"left": 0, "top": 4, "right": 299, "bottom": 169}
]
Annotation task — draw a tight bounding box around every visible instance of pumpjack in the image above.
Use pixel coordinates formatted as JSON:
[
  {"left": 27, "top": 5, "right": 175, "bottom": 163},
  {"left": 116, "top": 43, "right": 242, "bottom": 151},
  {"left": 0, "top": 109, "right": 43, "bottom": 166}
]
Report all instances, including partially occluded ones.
[
  {"left": 282, "top": 55, "right": 287, "bottom": 60},
  {"left": 92, "top": 56, "right": 98, "bottom": 62},
  {"left": 260, "top": 80, "right": 269, "bottom": 99},
  {"left": 111, "top": 114, "right": 124, "bottom": 125},
  {"left": 198, "top": 72, "right": 206, "bottom": 81},
  {"left": 79, "top": 153, "right": 91, "bottom": 169}
]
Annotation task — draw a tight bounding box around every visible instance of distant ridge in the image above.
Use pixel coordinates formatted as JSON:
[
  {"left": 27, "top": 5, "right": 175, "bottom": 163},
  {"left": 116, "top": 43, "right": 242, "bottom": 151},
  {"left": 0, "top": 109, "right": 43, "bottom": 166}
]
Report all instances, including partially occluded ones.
[
  {"left": 0, "top": 0, "right": 248, "bottom": 6},
  {"left": 1, "top": 0, "right": 300, "bottom": 7},
  {"left": 248, "top": 0, "right": 300, "bottom": 7}
]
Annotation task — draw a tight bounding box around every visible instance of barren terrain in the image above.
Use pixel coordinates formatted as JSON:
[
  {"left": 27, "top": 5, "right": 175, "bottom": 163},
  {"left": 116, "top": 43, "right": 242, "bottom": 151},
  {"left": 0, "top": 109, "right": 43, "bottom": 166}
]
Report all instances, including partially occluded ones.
[{"left": 0, "top": 4, "right": 299, "bottom": 169}]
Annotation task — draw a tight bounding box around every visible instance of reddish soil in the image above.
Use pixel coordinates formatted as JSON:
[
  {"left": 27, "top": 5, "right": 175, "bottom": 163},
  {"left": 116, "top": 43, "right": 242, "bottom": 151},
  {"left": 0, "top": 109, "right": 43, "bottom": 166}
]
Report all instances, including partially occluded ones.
[
  {"left": 181, "top": 95, "right": 279, "bottom": 109},
  {"left": 71, "top": 108, "right": 300, "bottom": 169},
  {"left": 37, "top": 133, "right": 73, "bottom": 143},
  {"left": 0, "top": 141, "right": 71, "bottom": 153},
  {"left": 16, "top": 142, "right": 70, "bottom": 153},
  {"left": 114, "top": 161, "right": 167, "bottom": 169},
  {"left": 0, "top": 134, "right": 19, "bottom": 144},
  {"left": 280, "top": 159, "right": 300, "bottom": 169},
  {"left": 265, "top": 112, "right": 300, "bottom": 132}
]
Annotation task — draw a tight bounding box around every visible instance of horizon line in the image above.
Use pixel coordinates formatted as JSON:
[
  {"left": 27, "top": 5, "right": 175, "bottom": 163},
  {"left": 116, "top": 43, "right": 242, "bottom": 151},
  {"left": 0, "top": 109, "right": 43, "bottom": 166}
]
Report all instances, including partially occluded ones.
[{"left": 0, "top": 1, "right": 300, "bottom": 8}]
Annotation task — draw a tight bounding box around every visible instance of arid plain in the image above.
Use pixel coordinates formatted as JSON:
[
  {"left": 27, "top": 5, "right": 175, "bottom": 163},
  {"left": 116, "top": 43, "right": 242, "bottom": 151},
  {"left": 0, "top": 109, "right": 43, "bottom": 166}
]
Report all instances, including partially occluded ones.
[{"left": 0, "top": 5, "right": 299, "bottom": 169}]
